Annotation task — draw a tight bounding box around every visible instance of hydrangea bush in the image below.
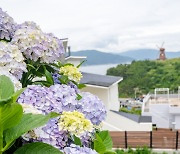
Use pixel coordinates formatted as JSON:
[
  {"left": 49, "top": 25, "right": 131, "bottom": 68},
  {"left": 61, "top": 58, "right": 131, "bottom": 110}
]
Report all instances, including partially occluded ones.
[{"left": 0, "top": 7, "right": 115, "bottom": 154}]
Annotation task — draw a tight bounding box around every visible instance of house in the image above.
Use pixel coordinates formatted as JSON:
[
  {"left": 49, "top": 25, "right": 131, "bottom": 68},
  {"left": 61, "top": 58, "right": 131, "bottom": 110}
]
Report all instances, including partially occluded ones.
[{"left": 142, "top": 87, "right": 180, "bottom": 130}]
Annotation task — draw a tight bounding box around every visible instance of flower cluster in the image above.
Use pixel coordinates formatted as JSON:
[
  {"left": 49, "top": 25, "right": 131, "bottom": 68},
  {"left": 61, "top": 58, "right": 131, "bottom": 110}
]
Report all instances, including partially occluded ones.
[
  {"left": 0, "top": 42, "right": 27, "bottom": 80},
  {"left": 23, "top": 118, "right": 69, "bottom": 149},
  {"left": 0, "top": 8, "right": 17, "bottom": 41},
  {"left": 60, "top": 65, "right": 82, "bottom": 83},
  {"left": 18, "top": 84, "right": 78, "bottom": 113},
  {"left": 63, "top": 144, "right": 97, "bottom": 154},
  {"left": 58, "top": 111, "right": 93, "bottom": 136},
  {"left": 78, "top": 92, "right": 107, "bottom": 125},
  {"left": 12, "top": 21, "right": 65, "bottom": 63}
]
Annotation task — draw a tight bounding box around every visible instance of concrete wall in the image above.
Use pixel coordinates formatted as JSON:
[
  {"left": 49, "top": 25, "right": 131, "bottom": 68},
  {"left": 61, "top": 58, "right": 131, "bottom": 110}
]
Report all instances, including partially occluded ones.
[
  {"left": 175, "top": 116, "right": 180, "bottom": 129},
  {"left": 109, "top": 84, "right": 119, "bottom": 111},
  {"left": 103, "top": 111, "right": 152, "bottom": 131},
  {"left": 149, "top": 104, "right": 170, "bottom": 128}
]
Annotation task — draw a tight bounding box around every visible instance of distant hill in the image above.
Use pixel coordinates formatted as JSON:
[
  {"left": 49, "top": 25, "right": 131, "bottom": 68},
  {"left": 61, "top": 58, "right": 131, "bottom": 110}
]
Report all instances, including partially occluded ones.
[
  {"left": 71, "top": 50, "right": 133, "bottom": 65},
  {"left": 107, "top": 58, "right": 180, "bottom": 97},
  {"left": 119, "top": 49, "right": 180, "bottom": 60}
]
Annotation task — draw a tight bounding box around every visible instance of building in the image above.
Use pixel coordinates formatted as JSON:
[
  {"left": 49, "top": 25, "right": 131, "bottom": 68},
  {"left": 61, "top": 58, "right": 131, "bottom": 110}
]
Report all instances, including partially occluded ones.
[{"left": 142, "top": 87, "right": 180, "bottom": 130}]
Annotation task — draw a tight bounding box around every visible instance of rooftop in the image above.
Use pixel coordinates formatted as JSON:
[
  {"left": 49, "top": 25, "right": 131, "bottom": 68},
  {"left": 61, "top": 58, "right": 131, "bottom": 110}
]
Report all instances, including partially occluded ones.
[
  {"left": 80, "top": 72, "right": 123, "bottom": 87},
  {"left": 111, "top": 110, "right": 152, "bottom": 123}
]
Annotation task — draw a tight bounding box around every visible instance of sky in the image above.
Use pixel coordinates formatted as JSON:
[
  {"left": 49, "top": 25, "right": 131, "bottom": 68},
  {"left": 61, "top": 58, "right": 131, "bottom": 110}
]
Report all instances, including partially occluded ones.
[{"left": 1, "top": 0, "right": 180, "bottom": 53}]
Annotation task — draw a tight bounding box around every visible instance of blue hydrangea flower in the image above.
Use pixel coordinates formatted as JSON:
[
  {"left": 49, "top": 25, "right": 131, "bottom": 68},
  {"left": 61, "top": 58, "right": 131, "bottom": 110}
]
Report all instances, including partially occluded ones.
[{"left": 78, "top": 92, "right": 107, "bottom": 125}]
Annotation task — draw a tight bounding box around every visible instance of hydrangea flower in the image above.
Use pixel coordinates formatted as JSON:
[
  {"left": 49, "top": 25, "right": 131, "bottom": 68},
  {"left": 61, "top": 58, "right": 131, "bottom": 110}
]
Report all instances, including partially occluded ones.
[
  {"left": 60, "top": 65, "right": 82, "bottom": 83},
  {"left": 23, "top": 118, "right": 69, "bottom": 149},
  {"left": 0, "top": 68, "right": 22, "bottom": 90},
  {"left": 12, "top": 21, "right": 65, "bottom": 63},
  {"left": 18, "top": 84, "right": 79, "bottom": 149},
  {"left": 0, "top": 8, "right": 17, "bottom": 41},
  {"left": 18, "top": 84, "right": 78, "bottom": 113},
  {"left": 0, "top": 42, "right": 27, "bottom": 80},
  {"left": 78, "top": 92, "right": 107, "bottom": 125},
  {"left": 58, "top": 111, "right": 93, "bottom": 137},
  {"left": 63, "top": 144, "right": 98, "bottom": 154}
]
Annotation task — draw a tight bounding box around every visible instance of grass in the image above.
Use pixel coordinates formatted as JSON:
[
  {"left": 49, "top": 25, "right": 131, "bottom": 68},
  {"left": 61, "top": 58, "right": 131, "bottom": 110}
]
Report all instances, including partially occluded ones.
[
  {"left": 119, "top": 107, "right": 141, "bottom": 115},
  {"left": 115, "top": 147, "right": 168, "bottom": 154}
]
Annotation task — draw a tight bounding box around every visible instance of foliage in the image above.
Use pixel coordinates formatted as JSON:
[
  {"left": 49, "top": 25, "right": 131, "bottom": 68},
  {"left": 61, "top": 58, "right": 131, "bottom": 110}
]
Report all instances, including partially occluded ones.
[
  {"left": 0, "top": 75, "right": 60, "bottom": 154},
  {"left": 93, "top": 130, "right": 115, "bottom": 154},
  {"left": 119, "top": 107, "right": 141, "bottom": 115},
  {"left": 107, "top": 58, "right": 180, "bottom": 97},
  {"left": 14, "top": 142, "right": 62, "bottom": 154},
  {"left": 115, "top": 147, "right": 165, "bottom": 154}
]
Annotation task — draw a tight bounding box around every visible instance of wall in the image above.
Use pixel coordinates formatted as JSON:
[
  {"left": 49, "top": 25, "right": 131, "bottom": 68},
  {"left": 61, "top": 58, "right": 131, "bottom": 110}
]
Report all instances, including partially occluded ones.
[
  {"left": 174, "top": 115, "right": 180, "bottom": 130},
  {"left": 150, "top": 104, "right": 170, "bottom": 128},
  {"left": 103, "top": 111, "right": 152, "bottom": 131},
  {"left": 109, "top": 84, "right": 119, "bottom": 111},
  {"left": 65, "top": 58, "right": 81, "bottom": 66}
]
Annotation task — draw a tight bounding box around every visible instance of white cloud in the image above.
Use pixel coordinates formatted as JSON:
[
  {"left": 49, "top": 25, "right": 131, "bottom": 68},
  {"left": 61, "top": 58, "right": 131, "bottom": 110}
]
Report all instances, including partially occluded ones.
[{"left": 1, "top": 0, "right": 180, "bottom": 52}]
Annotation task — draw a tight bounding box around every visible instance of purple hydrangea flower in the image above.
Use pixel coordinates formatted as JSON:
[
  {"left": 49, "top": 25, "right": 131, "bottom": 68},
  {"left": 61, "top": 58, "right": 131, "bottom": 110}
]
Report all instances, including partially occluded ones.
[
  {"left": 18, "top": 84, "right": 79, "bottom": 149},
  {"left": 0, "top": 8, "right": 17, "bottom": 41},
  {"left": 63, "top": 144, "right": 98, "bottom": 154},
  {"left": 78, "top": 92, "right": 107, "bottom": 125},
  {"left": 18, "top": 84, "right": 78, "bottom": 113}
]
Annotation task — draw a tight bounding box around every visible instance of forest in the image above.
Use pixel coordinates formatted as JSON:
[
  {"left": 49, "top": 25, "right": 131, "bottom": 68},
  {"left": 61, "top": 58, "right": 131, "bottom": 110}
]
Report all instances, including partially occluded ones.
[{"left": 107, "top": 58, "right": 180, "bottom": 97}]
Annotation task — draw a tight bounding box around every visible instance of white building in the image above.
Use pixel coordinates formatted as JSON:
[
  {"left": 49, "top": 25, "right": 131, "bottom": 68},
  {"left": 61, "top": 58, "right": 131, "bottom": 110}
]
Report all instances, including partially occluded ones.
[{"left": 142, "top": 87, "right": 180, "bottom": 130}]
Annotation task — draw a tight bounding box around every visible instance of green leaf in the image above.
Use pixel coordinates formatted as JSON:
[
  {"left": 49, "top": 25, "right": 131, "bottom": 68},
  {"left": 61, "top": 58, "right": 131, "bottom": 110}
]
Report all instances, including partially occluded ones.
[
  {"left": 73, "top": 135, "right": 82, "bottom": 146},
  {"left": 0, "top": 75, "right": 14, "bottom": 100},
  {"left": 26, "top": 64, "right": 36, "bottom": 71},
  {"left": 93, "top": 131, "right": 113, "bottom": 154},
  {"left": 33, "top": 81, "right": 52, "bottom": 87},
  {"left": 77, "top": 60, "right": 86, "bottom": 68},
  {"left": 5, "top": 112, "right": 60, "bottom": 144},
  {"left": 14, "top": 142, "right": 63, "bottom": 154},
  {"left": 12, "top": 88, "right": 26, "bottom": 103},
  {"left": 77, "top": 83, "right": 86, "bottom": 89},
  {"left": 97, "top": 131, "right": 113, "bottom": 150},
  {"left": 64, "top": 63, "right": 74, "bottom": 67},
  {"left": 0, "top": 103, "right": 23, "bottom": 131},
  {"left": 59, "top": 75, "right": 69, "bottom": 84},
  {"left": 94, "top": 138, "right": 106, "bottom": 153},
  {"left": 76, "top": 94, "right": 82, "bottom": 100},
  {"left": 104, "top": 150, "right": 116, "bottom": 154},
  {"left": 44, "top": 69, "right": 54, "bottom": 85}
]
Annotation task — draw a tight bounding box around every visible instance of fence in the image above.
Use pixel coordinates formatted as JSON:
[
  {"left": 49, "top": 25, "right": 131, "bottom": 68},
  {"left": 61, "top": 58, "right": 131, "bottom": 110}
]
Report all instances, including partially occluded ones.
[{"left": 110, "top": 129, "right": 180, "bottom": 149}]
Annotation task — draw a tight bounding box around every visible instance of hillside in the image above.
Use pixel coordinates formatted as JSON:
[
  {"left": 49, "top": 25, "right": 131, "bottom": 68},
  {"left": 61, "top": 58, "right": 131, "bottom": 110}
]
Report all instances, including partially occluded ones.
[
  {"left": 71, "top": 50, "right": 133, "bottom": 65},
  {"left": 107, "top": 58, "right": 180, "bottom": 97},
  {"left": 119, "top": 49, "right": 180, "bottom": 60}
]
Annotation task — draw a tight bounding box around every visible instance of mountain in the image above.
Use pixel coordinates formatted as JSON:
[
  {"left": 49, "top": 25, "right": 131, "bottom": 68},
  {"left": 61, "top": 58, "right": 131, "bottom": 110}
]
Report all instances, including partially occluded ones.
[
  {"left": 119, "top": 49, "right": 180, "bottom": 60},
  {"left": 71, "top": 50, "right": 133, "bottom": 65}
]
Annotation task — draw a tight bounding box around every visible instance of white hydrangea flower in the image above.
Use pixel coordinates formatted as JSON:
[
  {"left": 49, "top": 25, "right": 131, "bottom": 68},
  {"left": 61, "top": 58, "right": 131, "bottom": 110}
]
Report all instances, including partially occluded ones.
[{"left": 0, "top": 41, "right": 27, "bottom": 80}]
